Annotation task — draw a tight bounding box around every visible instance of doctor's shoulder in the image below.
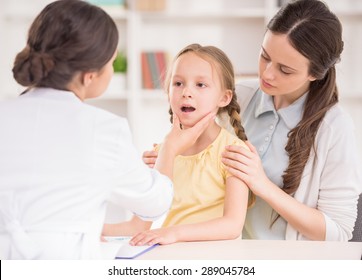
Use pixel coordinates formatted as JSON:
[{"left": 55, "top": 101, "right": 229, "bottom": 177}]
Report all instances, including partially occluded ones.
[{"left": 82, "top": 102, "right": 132, "bottom": 138}]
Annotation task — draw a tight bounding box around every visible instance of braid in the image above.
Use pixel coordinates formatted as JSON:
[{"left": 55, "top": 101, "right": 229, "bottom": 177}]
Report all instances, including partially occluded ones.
[
  {"left": 224, "top": 91, "right": 247, "bottom": 141},
  {"left": 223, "top": 90, "right": 255, "bottom": 208}
]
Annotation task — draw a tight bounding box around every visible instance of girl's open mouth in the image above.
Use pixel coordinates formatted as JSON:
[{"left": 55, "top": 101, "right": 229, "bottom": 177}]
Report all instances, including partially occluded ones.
[{"left": 181, "top": 106, "right": 195, "bottom": 112}]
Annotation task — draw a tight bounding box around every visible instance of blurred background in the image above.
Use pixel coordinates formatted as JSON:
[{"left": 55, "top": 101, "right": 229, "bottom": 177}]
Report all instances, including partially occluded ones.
[{"left": 0, "top": 0, "right": 361, "bottom": 161}]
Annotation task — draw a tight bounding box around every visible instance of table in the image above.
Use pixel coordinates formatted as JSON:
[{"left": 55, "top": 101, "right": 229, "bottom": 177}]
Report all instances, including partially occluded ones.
[{"left": 136, "top": 239, "right": 362, "bottom": 260}]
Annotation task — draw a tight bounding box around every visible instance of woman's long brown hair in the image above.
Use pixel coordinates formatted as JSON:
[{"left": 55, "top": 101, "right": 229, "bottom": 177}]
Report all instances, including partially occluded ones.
[{"left": 267, "top": 0, "right": 343, "bottom": 222}]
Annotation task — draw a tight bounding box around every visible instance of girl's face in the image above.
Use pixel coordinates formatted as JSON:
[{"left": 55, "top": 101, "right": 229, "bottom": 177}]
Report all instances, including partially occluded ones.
[
  {"left": 168, "top": 52, "right": 231, "bottom": 129},
  {"left": 258, "top": 31, "right": 316, "bottom": 104},
  {"left": 85, "top": 49, "right": 117, "bottom": 99}
]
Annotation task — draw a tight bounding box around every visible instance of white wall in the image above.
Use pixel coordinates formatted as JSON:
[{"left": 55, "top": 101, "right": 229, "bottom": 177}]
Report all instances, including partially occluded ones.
[{"left": 1, "top": 0, "right": 361, "bottom": 161}]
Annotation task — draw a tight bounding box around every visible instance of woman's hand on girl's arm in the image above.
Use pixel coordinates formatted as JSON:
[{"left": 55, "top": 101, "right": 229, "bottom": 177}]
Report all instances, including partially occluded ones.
[
  {"left": 222, "top": 141, "right": 326, "bottom": 240},
  {"left": 222, "top": 141, "right": 272, "bottom": 198}
]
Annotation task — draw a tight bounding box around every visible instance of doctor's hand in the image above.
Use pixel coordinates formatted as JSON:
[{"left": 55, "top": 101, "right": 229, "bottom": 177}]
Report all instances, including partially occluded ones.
[
  {"left": 154, "top": 112, "right": 215, "bottom": 179},
  {"left": 162, "top": 112, "right": 215, "bottom": 157},
  {"left": 222, "top": 141, "right": 272, "bottom": 199}
]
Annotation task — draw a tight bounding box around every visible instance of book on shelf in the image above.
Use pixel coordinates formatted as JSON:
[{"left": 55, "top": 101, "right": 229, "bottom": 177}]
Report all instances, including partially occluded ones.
[
  {"left": 141, "top": 52, "right": 153, "bottom": 89},
  {"left": 135, "top": 0, "right": 166, "bottom": 11},
  {"left": 155, "top": 51, "right": 167, "bottom": 87},
  {"left": 141, "top": 51, "right": 168, "bottom": 90},
  {"left": 147, "top": 52, "right": 160, "bottom": 89}
]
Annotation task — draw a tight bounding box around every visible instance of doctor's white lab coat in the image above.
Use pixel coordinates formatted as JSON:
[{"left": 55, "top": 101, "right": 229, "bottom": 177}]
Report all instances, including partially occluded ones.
[{"left": 0, "top": 88, "right": 172, "bottom": 259}]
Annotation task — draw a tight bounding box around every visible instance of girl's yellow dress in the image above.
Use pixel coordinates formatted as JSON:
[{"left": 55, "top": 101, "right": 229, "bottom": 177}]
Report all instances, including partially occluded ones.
[{"left": 160, "top": 128, "right": 248, "bottom": 227}]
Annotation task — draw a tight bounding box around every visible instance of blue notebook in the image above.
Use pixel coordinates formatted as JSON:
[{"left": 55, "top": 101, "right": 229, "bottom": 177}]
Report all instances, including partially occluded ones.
[{"left": 104, "top": 236, "right": 158, "bottom": 259}]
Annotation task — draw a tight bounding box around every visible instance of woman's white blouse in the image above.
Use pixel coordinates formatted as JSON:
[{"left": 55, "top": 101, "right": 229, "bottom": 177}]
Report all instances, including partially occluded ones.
[
  {"left": 236, "top": 80, "right": 362, "bottom": 241},
  {"left": 0, "top": 88, "right": 173, "bottom": 259}
]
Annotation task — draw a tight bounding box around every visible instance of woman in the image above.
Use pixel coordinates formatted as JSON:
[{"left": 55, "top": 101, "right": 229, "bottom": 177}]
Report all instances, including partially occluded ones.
[
  {"left": 221, "top": 0, "right": 362, "bottom": 241},
  {"left": 0, "top": 0, "right": 213, "bottom": 259},
  {"left": 143, "top": 0, "right": 362, "bottom": 241}
]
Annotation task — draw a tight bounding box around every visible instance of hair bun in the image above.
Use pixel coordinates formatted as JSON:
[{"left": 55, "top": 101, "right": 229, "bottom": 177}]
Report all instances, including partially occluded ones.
[
  {"left": 28, "top": 50, "right": 55, "bottom": 82},
  {"left": 12, "top": 46, "right": 55, "bottom": 86}
]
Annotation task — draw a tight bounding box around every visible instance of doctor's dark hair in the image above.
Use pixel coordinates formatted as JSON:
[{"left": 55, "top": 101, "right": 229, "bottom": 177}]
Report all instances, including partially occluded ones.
[
  {"left": 268, "top": 0, "right": 343, "bottom": 205},
  {"left": 164, "top": 44, "right": 248, "bottom": 142},
  {"left": 12, "top": 0, "right": 118, "bottom": 90}
]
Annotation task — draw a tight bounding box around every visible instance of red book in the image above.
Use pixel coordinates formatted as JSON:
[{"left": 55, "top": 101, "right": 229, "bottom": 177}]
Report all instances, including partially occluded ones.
[
  {"left": 146, "top": 52, "right": 160, "bottom": 89},
  {"left": 155, "top": 51, "right": 167, "bottom": 88},
  {"left": 141, "top": 52, "right": 153, "bottom": 89}
]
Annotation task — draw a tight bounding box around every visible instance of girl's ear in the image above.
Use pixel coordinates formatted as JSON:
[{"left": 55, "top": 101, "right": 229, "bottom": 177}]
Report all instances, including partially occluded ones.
[{"left": 218, "top": 89, "right": 233, "bottom": 108}]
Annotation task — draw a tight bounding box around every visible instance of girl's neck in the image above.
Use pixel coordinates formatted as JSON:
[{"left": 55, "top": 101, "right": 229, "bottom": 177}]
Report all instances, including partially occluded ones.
[{"left": 181, "top": 121, "right": 221, "bottom": 156}]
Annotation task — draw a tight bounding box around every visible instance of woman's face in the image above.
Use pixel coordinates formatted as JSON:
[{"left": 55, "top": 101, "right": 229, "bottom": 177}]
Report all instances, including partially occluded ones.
[{"left": 258, "top": 31, "right": 316, "bottom": 104}]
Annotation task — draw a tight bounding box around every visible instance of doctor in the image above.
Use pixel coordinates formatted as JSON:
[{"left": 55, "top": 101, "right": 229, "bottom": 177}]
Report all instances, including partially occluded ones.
[{"left": 0, "top": 0, "right": 213, "bottom": 259}]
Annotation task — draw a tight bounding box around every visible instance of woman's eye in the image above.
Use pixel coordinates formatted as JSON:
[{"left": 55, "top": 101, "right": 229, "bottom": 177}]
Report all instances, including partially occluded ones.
[
  {"left": 260, "top": 53, "right": 269, "bottom": 61},
  {"left": 280, "top": 67, "right": 292, "bottom": 75}
]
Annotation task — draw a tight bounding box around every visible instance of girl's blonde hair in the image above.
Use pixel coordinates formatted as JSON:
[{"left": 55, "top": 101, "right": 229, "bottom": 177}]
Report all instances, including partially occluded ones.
[{"left": 164, "top": 43, "right": 255, "bottom": 207}]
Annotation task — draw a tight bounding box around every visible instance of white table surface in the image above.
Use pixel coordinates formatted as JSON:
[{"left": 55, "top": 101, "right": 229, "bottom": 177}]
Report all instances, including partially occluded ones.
[{"left": 135, "top": 239, "right": 362, "bottom": 260}]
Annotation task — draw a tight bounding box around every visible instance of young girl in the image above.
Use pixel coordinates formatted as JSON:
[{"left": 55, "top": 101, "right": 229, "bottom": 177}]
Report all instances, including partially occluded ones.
[{"left": 103, "top": 44, "right": 254, "bottom": 245}]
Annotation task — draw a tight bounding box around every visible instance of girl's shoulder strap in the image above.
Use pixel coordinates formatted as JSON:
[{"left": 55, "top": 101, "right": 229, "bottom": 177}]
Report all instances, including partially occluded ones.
[{"left": 235, "top": 79, "right": 260, "bottom": 114}]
